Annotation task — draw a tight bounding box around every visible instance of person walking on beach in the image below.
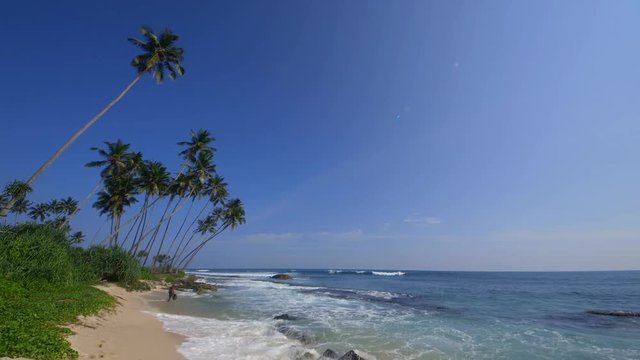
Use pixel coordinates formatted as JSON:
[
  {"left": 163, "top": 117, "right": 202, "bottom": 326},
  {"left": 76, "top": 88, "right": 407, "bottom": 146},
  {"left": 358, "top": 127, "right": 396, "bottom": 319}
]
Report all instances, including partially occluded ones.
[{"left": 168, "top": 285, "right": 176, "bottom": 301}]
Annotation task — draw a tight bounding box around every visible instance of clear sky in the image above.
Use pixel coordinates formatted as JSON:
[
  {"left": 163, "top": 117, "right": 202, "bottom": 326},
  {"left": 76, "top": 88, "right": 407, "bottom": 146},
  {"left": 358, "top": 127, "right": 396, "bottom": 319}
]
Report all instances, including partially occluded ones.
[{"left": 1, "top": 0, "right": 639, "bottom": 271}]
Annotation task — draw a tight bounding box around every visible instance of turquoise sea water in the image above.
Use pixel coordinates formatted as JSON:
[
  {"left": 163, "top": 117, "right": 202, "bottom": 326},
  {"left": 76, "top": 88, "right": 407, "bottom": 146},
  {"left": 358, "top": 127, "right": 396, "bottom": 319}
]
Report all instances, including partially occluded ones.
[{"left": 149, "top": 270, "right": 640, "bottom": 359}]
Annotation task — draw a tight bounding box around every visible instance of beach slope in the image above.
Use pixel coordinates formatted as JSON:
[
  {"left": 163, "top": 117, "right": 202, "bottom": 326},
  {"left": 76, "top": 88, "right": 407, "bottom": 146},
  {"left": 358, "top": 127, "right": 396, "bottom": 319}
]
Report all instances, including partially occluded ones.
[{"left": 68, "top": 284, "right": 184, "bottom": 360}]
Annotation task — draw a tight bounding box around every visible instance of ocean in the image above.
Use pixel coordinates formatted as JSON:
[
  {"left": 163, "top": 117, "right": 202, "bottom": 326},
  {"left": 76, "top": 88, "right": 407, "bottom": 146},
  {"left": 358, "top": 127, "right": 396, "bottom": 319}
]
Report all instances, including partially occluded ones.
[{"left": 148, "top": 270, "right": 640, "bottom": 360}]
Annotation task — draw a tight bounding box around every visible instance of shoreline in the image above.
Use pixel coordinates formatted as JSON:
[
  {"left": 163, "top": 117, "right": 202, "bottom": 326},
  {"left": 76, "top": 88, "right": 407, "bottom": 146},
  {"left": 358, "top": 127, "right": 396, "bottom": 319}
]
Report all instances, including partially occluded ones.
[{"left": 68, "top": 284, "right": 185, "bottom": 360}]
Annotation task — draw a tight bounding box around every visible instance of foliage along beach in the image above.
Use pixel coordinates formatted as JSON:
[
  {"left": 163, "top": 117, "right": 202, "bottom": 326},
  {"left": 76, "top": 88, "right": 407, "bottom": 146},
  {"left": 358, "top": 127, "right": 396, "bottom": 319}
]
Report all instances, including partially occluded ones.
[{"left": 0, "top": 26, "right": 245, "bottom": 359}]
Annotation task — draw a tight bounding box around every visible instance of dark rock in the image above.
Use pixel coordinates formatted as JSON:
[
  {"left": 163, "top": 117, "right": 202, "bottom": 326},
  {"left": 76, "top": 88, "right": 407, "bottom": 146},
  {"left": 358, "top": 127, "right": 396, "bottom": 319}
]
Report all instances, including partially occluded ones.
[
  {"left": 271, "top": 273, "right": 292, "bottom": 280},
  {"left": 588, "top": 310, "right": 640, "bottom": 317},
  {"left": 274, "top": 313, "right": 297, "bottom": 320},
  {"left": 276, "top": 324, "right": 314, "bottom": 345},
  {"left": 338, "top": 350, "right": 365, "bottom": 360},
  {"left": 321, "top": 349, "right": 339, "bottom": 359},
  {"left": 173, "top": 278, "right": 218, "bottom": 294}
]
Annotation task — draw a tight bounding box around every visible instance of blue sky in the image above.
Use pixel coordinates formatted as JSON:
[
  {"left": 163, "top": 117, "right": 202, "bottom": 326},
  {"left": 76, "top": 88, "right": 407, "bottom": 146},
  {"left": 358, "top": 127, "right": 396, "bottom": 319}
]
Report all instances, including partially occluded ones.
[{"left": 1, "top": 0, "right": 640, "bottom": 270}]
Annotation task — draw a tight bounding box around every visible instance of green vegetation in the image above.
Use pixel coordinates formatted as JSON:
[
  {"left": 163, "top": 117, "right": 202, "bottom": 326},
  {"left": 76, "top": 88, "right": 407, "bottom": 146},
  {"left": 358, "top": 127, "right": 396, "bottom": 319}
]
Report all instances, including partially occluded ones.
[
  {"left": 0, "top": 24, "right": 245, "bottom": 360},
  {"left": 0, "top": 225, "right": 123, "bottom": 359},
  {"left": 0, "top": 278, "right": 114, "bottom": 360}
]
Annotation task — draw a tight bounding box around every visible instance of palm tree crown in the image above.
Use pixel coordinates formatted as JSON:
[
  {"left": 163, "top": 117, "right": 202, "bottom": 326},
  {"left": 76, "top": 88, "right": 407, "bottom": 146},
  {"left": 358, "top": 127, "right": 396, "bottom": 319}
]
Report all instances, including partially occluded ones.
[
  {"left": 129, "top": 26, "right": 185, "bottom": 83},
  {"left": 86, "top": 140, "right": 139, "bottom": 177}
]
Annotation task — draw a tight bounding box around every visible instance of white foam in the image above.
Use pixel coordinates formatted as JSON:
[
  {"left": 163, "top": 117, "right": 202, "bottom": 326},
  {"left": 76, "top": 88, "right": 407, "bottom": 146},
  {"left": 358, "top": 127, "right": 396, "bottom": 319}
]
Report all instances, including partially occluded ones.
[
  {"left": 356, "top": 290, "right": 399, "bottom": 300},
  {"left": 371, "top": 271, "right": 406, "bottom": 276},
  {"left": 192, "top": 271, "right": 279, "bottom": 278},
  {"left": 355, "top": 270, "right": 367, "bottom": 274},
  {"left": 153, "top": 313, "right": 318, "bottom": 360}
]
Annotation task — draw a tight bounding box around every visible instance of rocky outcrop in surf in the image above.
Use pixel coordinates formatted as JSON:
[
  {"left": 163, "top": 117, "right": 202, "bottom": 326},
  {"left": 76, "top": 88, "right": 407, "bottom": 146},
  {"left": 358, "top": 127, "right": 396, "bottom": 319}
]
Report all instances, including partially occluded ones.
[
  {"left": 271, "top": 274, "right": 292, "bottom": 280},
  {"left": 173, "top": 277, "right": 217, "bottom": 294},
  {"left": 318, "top": 349, "right": 366, "bottom": 360},
  {"left": 274, "top": 313, "right": 297, "bottom": 320},
  {"left": 337, "top": 350, "right": 366, "bottom": 360},
  {"left": 277, "top": 324, "right": 314, "bottom": 345},
  {"left": 587, "top": 310, "right": 640, "bottom": 317},
  {"left": 320, "top": 349, "right": 339, "bottom": 358}
]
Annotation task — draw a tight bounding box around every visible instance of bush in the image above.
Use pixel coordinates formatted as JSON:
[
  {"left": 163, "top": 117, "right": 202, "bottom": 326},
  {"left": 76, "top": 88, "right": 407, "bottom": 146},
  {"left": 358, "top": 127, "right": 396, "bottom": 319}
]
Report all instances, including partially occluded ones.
[
  {"left": 139, "top": 266, "right": 158, "bottom": 280},
  {"left": 0, "top": 224, "right": 79, "bottom": 285},
  {"left": 80, "top": 245, "right": 141, "bottom": 284}
]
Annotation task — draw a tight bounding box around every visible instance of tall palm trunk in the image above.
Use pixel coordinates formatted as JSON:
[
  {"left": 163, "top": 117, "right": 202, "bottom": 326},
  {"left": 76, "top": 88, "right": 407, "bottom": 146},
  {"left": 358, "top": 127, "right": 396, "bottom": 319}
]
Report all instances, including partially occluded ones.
[
  {"left": 141, "top": 192, "right": 191, "bottom": 266},
  {"left": 113, "top": 214, "right": 123, "bottom": 246},
  {"left": 165, "top": 199, "right": 195, "bottom": 257},
  {"left": 122, "top": 210, "right": 143, "bottom": 250},
  {"left": 100, "top": 196, "right": 161, "bottom": 246},
  {"left": 169, "top": 202, "right": 210, "bottom": 268},
  {"left": 129, "top": 196, "right": 149, "bottom": 254},
  {"left": 0, "top": 75, "right": 142, "bottom": 218},
  {"left": 178, "top": 223, "right": 230, "bottom": 270},
  {"left": 153, "top": 198, "right": 184, "bottom": 265},
  {"left": 141, "top": 197, "right": 175, "bottom": 266}
]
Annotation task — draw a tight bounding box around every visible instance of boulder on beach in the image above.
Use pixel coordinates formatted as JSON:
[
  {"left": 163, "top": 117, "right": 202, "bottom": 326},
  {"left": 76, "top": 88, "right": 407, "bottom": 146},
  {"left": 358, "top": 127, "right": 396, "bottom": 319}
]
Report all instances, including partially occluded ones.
[
  {"left": 320, "top": 348, "right": 339, "bottom": 359},
  {"left": 587, "top": 310, "right": 640, "bottom": 317},
  {"left": 271, "top": 274, "right": 292, "bottom": 280},
  {"left": 338, "top": 350, "right": 366, "bottom": 360}
]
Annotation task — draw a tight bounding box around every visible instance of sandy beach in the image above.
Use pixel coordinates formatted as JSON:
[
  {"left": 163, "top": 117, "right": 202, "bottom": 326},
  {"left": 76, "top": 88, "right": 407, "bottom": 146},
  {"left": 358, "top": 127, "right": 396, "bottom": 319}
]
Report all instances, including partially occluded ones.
[{"left": 68, "top": 284, "right": 185, "bottom": 360}]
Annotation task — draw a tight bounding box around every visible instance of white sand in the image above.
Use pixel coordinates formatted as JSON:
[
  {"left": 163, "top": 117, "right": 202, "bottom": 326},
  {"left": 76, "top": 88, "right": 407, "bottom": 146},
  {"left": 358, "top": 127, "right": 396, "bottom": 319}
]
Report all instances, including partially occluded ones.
[{"left": 68, "top": 284, "right": 185, "bottom": 360}]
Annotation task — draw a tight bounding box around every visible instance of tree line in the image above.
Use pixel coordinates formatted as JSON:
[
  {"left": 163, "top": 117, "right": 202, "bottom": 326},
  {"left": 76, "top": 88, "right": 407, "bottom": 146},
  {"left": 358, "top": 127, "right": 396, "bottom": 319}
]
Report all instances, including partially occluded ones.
[{"left": 0, "top": 26, "right": 245, "bottom": 271}]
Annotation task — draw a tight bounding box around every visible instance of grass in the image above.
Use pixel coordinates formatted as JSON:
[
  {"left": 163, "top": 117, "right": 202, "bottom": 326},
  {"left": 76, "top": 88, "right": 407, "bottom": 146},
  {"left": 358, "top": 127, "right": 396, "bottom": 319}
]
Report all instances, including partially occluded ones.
[
  {"left": 0, "top": 224, "right": 191, "bottom": 359},
  {"left": 0, "top": 224, "right": 144, "bottom": 360},
  {"left": 0, "top": 278, "right": 115, "bottom": 360}
]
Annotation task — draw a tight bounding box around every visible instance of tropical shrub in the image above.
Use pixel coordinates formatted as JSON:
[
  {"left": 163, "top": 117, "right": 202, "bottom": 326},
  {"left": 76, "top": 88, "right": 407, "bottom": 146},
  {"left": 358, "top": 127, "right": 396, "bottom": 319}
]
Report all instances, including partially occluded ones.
[
  {"left": 0, "top": 224, "right": 79, "bottom": 285},
  {"left": 79, "top": 245, "right": 141, "bottom": 284}
]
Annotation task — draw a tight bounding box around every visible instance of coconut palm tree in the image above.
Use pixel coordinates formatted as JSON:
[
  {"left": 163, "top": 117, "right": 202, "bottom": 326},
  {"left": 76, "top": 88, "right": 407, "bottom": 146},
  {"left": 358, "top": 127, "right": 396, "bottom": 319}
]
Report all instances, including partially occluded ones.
[
  {"left": 0, "top": 26, "right": 185, "bottom": 217},
  {"left": 94, "top": 175, "right": 139, "bottom": 246},
  {"left": 178, "top": 129, "right": 215, "bottom": 161},
  {"left": 86, "top": 140, "right": 139, "bottom": 178},
  {"left": 59, "top": 197, "right": 77, "bottom": 215},
  {"left": 2, "top": 180, "right": 32, "bottom": 205},
  {"left": 10, "top": 198, "right": 31, "bottom": 224},
  {"left": 68, "top": 231, "right": 85, "bottom": 245},
  {"left": 28, "top": 203, "right": 50, "bottom": 223}
]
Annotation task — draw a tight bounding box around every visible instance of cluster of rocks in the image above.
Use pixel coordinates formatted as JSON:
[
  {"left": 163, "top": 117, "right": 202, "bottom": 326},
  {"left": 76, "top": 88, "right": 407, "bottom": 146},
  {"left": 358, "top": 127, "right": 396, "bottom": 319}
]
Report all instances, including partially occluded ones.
[
  {"left": 319, "top": 349, "right": 366, "bottom": 360},
  {"left": 172, "top": 277, "right": 217, "bottom": 294},
  {"left": 272, "top": 314, "right": 366, "bottom": 360}
]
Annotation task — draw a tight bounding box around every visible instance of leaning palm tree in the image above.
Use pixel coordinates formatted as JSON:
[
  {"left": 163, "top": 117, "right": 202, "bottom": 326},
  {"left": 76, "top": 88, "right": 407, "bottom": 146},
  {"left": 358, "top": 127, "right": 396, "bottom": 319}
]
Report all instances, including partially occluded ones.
[
  {"left": 177, "top": 199, "right": 245, "bottom": 270},
  {"left": 0, "top": 26, "right": 185, "bottom": 217}
]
